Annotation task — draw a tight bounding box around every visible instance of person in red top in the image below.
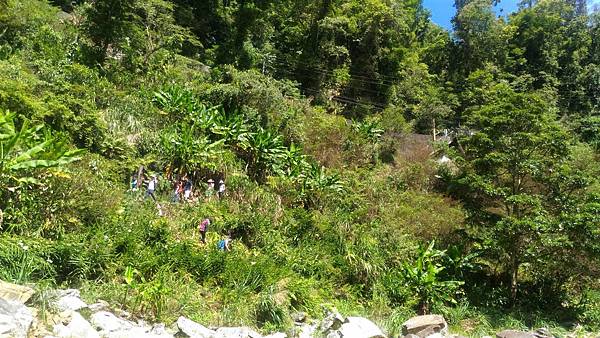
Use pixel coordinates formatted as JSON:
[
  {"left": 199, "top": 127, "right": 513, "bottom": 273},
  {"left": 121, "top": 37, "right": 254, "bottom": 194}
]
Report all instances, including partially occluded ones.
[{"left": 198, "top": 218, "right": 210, "bottom": 244}]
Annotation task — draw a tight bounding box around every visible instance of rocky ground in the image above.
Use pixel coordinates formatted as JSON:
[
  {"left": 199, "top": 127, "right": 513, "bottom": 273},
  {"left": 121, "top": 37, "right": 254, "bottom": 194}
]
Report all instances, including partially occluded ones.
[{"left": 0, "top": 280, "right": 592, "bottom": 338}]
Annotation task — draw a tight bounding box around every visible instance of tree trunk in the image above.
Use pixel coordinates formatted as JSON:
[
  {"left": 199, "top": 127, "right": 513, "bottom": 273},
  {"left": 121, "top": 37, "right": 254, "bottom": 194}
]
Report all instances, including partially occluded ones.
[
  {"left": 137, "top": 165, "right": 144, "bottom": 187},
  {"left": 509, "top": 254, "right": 519, "bottom": 305},
  {"left": 418, "top": 299, "right": 429, "bottom": 315}
]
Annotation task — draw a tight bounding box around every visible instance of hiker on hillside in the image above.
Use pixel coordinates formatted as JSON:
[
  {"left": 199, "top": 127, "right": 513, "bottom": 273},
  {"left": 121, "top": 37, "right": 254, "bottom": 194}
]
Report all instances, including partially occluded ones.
[
  {"left": 172, "top": 179, "right": 183, "bottom": 203},
  {"left": 130, "top": 174, "right": 138, "bottom": 192},
  {"left": 205, "top": 179, "right": 215, "bottom": 199},
  {"left": 218, "top": 233, "right": 231, "bottom": 251},
  {"left": 183, "top": 177, "right": 193, "bottom": 201},
  {"left": 218, "top": 179, "right": 226, "bottom": 199},
  {"left": 146, "top": 175, "right": 158, "bottom": 201},
  {"left": 198, "top": 218, "right": 210, "bottom": 244}
]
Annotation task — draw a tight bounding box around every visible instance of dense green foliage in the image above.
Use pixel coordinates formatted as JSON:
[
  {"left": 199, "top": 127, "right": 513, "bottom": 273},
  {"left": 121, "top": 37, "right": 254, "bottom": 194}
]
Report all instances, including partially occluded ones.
[{"left": 1, "top": 0, "right": 599, "bottom": 335}]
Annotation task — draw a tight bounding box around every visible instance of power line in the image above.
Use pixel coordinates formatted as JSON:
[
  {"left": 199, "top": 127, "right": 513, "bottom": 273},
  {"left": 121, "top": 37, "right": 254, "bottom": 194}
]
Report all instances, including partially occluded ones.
[
  {"left": 271, "top": 59, "right": 400, "bottom": 86},
  {"left": 276, "top": 57, "right": 406, "bottom": 83},
  {"left": 275, "top": 68, "right": 388, "bottom": 96},
  {"left": 302, "top": 87, "right": 388, "bottom": 110}
]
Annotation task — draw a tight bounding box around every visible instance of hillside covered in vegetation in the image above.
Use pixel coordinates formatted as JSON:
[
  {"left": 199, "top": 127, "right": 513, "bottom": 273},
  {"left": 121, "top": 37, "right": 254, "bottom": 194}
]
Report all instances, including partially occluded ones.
[{"left": 1, "top": 0, "right": 599, "bottom": 335}]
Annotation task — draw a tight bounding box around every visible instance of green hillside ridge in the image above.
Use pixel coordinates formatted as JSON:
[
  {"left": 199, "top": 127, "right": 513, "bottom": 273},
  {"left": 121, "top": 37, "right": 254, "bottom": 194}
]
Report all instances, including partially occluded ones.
[{"left": 0, "top": 0, "right": 599, "bottom": 336}]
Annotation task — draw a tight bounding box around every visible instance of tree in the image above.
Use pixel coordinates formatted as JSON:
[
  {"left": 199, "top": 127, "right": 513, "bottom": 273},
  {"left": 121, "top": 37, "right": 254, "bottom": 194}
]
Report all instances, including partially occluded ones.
[
  {"left": 83, "top": 0, "right": 136, "bottom": 61},
  {"left": 450, "top": 83, "right": 579, "bottom": 303},
  {"left": 452, "top": 0, "right": 506, "bottom": 76}
]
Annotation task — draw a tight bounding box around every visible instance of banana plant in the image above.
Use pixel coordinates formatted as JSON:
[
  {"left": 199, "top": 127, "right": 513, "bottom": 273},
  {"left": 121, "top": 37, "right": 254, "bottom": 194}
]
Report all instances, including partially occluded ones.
[
  {"left": 0, "top": 110, "right": 82, "bottom": 185},
  {"left": 239, "top": 127, "right": 286, "bottom": 181},
  {"left": 159, "top": 123, "right": 225, "bottom": 176},
  {"left": 1, "top": 110, "right": 82, "bottom": 228},
  {"left": 209, "top": 110, "right": 250, "bottom": 145},
  {"left": 275, "top": 143, "right": 310, "bottom": 178},
  {"left": 153, "top": 85, "right": 198, "bottom": 116},
  {"left": 401, "top": 241, "right": 463, "bottom": 314},
  {"left": 296, "top": 164, "right": 344, "bottom": 208},
  {"left": 353, "top": 118, "right": 384, "bottom": 142}
]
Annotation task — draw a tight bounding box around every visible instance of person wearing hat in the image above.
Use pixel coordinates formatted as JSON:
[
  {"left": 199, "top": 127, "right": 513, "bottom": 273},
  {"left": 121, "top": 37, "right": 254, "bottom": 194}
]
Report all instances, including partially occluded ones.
[
  {"left": 218, "top": 179, "right": 226, "bottom": 199},
  {"left": 205, "top": 179, "right": 215, "bottom": 199}
]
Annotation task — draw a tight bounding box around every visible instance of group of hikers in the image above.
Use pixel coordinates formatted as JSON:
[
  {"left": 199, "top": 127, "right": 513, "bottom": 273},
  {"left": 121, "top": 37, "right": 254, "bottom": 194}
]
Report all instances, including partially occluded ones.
[
  {"left": 130, "top": 174, "right": 226, "bottom": 203},
  {"left": 129, "top": 172, "right": 232, "bottom": 251}
]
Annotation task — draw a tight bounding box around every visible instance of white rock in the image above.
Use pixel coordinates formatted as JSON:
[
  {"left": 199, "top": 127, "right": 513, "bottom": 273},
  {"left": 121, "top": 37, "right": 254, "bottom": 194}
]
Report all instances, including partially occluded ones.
[
  {"left": 91, "top": 311, "right": 133, "bottom": 333},
  {"left": 264, "top": 333, "right": 287, "bottom": 338},
  {"left": 0, "top": 298, "right": 34, "bottom": 338},
  {"left": 213, "top": 327, "right": 263, "bottom": 338},
  {"left": 176, "top": 316, "right": 215, "bottom": 338},
  {"left": 53, "top": 312, "right": 100, "bottom": 338},
  {"left": 337, "top": 317, "right": 386, "bottom": 338},
  {"left": 56, "top": 295, "right": 88, "bottom": 312},
  {"left": 295, "top": 323, "right": 317, "bottom": 338},
  {"left": 106, "top": 326, "right": 174, "bottom": 338},
  {"left": 88, "top": 300, "right": 110, "bottom": 313}
]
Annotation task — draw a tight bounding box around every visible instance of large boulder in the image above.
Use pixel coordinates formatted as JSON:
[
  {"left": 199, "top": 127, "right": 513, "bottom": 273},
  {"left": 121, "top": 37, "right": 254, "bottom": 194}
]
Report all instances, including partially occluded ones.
[
  {"left": 496, "top": 330, "right": 535, "bottom": 338},
  {"left": 213, "top": 327, "right": 263, "bottom": 338},
  {"left": 53, "top": 311, "right": 100, "bottom": 338},
  {"left": 337, "top": 317, "right": 386, "bottom": 338},
  {"left": 0, "top": 280, "right": 34, "bottom": 303},
  {"left": 401, "top": 315, "right": 448, "bottom": 338},
  {"left": 176, "top": 316, "right": 215, "bottom": 338},
  {"left": 0, "top": 298, "right": 34, "bottom": 338}
]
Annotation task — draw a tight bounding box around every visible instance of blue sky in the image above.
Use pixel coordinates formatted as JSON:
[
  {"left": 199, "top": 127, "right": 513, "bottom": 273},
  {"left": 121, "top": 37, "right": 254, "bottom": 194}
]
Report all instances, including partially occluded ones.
[{"left": 423, "top": 0, "right": 600, "bottom": 30}]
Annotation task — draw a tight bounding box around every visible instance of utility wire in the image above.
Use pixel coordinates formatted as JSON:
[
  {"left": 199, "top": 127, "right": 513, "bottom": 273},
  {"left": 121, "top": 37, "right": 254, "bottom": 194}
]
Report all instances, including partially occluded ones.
[{"left": 271, "top": 59, "right": 400, "bottom": 86}]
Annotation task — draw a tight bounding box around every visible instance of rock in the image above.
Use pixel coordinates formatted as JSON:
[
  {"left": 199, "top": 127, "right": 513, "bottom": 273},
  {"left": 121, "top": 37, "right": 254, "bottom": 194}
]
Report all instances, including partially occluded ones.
[
  {"left": 326, "top": 331, "right": 342, "bottom": 338},
  {"left": 213, "top": 327, "right": 263, "bottom": 338},
  {"left": 177, "top": 316, "right": 215, "bottom": 338},
  {"left": 53, "top": 311, "right": 100, "bottom": 338},
  {"left": 0, "top": 280, "right": 35, "bottom": 303},
  {"left": 320, "top": 311, "right": 345, "bottom": 332},
  {"left": 54, "top": 289, "right": 88, "bottom": 312},
  {"left": 337, "top": 317, "right": 386, "bottom": 338},
  {"left": 107, "top": 325, "right": 174, "bottom": 338},
  {"left": 88, "top": 300, "right": 110, "bottom": 313},
  {"left": 294, "top": 323, "right": 317, "bottom": 338},
  {"left": 402, "top": 315, "right": 448, "bottom": 338},
  {"left": 291, "top": 311, "right": 307, "bottom": 323},
  {"left": 423, "top": 333, "right": 445, "bottom": 338},
  {"left": 264, "top": 333, "right": 287, "bottom": 338},
  {"left": 496, "top": 330, "right": 535, "bottom": 338},
  {"left": 89, "top": 313, "right": 173, "bottom": 338},
  {"left": 91, "top": 311, "right": 133, "bottom": 334},
  {"left": 533, "top": 328, "right": 554, "bottom": 338},
  {"left": 0, "top": 298, "right": 34, "bottom": 338}
]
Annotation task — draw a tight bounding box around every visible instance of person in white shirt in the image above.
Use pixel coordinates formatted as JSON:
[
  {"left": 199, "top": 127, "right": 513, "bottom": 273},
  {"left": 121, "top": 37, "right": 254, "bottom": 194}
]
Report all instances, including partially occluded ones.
[
  {"left": 146, "top": 175, "right": 158, "bottom": 201},
  {"left": 218, "top": 179, "right": 226, "bottom": 199}
]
